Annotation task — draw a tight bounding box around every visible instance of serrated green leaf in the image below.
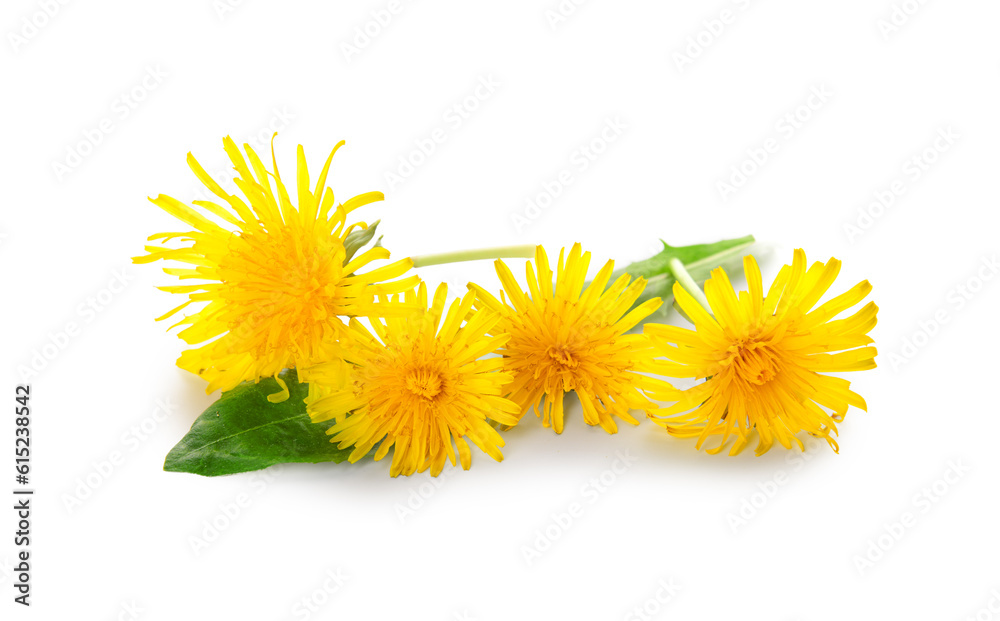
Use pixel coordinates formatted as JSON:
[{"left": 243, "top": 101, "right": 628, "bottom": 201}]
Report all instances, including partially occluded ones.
[
  {"left": 612, "top": 235, "right": 755, "bottom": 310},
  {"left": 343, "top": 220, "right": 381, "bottom": 265},
  {"left": 164, "top": 370, "right": 352, "bottom": 477},
  {"left": 614, "top": 234, "right": 756, "bottom": 282}
]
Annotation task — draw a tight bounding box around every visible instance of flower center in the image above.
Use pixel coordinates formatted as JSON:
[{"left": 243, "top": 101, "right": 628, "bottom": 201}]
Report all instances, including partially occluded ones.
[
  {"left": 404, "top": 367, "right": 444, "bottom": 400},
  {"left": 214, "top": 227, "right": 348, "bottom": 358},
  {"left": 727, "top": 340, "right": 780, "bottom": 386},
  {"left": 546, "top": 344, "right": 579, "bottom": 369}
]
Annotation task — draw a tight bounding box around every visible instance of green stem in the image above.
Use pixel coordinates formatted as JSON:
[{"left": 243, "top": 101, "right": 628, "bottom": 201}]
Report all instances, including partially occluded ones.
[
  {"left": 410, "top": 244, "right": 536, "bottom": 268},
  {"left": 667, "top": 257, "right": 712, "bottom": 314}
]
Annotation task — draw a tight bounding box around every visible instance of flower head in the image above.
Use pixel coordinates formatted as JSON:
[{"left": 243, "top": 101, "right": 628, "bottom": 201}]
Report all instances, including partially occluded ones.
[
  {"left": 471, "top": 244, "right": 673, "bottom": 434},
  {"left": 134, "top": 137, "right": 417, "bottom": 398},
  {"left": 646, "top": 250, "right": 878, "bottom": 455},
  {"left": 303, "top": 283, "right": 519, "bottom": 477}
]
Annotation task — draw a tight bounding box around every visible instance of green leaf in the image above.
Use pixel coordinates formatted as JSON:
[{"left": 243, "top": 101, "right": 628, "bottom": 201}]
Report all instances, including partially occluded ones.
[
  {"left": 164, "top": 370, "right": 352, "bottom": 477},
  {"left": 612, "top": 235, "right": 756, "bottom": 311},
  {"left": 343, "top": 219, "right": 381, "bottom": 265}
]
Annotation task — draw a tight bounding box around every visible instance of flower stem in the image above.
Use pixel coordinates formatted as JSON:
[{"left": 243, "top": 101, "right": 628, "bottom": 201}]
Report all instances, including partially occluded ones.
[
  {"left": 667, "top": 257, "right": 712, "bottom": 314},
  {"left": 410, "top": 244, "right": 536, "bottom": 268}
]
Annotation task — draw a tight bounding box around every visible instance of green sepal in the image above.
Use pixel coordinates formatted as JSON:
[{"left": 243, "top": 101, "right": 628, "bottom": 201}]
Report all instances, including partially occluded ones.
[
  {"left": 343, "top": 219, "right": 382, "bottom": 265},
  {"left": 163, "top": 370, "right": 352, "bottom": 477}
]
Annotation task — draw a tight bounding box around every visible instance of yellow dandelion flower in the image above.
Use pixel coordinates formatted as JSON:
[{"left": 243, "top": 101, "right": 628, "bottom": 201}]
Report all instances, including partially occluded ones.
[
  {"left": 303, "top": 283, "right": 520, "bottom": 477},
  {"left": 646, "top": 250, "right": 878, "bottom": 456},
  {"left": 134, "top": 136, "right": 417, "bottom": 398},
  {"left": 471, "top": 244, "right": 673, "bottom": 434}
]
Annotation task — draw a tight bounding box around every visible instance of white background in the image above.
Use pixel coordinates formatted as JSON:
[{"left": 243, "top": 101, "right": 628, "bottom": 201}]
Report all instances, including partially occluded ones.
[{"left": 3, "top": 0, "right": 1000, "bottom": 619}]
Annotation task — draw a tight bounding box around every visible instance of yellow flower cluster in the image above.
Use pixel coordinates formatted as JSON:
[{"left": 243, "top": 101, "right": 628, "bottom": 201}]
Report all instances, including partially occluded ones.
[
  {"left": 134, "top": 137, "right": 416, "bottom": 400},
  {"left": 139, "top": 139, "right": 878, "bottom": 476}
]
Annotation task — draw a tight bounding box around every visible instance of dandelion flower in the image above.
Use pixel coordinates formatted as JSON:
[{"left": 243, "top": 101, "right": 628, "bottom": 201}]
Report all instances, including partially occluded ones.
[
  {"left": 303, "top": 283, "right": 520, "bottom": 477},
  {"left": 134, "top": 137, "right": 417, "bottom": 398},
  {"left": 471, "top": 244, "right": 673, "bottom": 434},
  {"left": 646, "top": 250, "right": 878, "bottom": 455}
]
